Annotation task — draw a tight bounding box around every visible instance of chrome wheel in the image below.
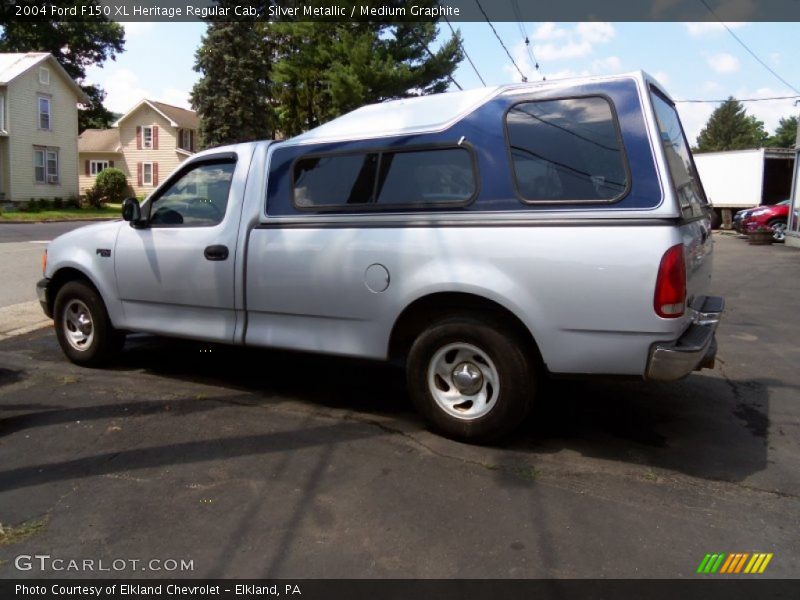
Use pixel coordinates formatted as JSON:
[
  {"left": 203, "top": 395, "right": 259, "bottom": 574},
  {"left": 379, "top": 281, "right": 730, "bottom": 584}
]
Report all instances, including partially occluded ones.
[
  {"left": 427, "top": 342, "right": 500, "bottom": 420},
  {"left": 62, "top": 299, "right": 94, "bottom": 352},
  {"left": 771, "top": 222, "right": 786, "bottom": 242}
]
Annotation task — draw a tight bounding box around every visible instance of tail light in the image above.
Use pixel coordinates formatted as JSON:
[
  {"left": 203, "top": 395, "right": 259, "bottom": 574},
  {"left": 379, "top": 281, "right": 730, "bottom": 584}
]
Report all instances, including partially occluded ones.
[{"left": 654, "top": 244, "right": 686, "bottom": 318}]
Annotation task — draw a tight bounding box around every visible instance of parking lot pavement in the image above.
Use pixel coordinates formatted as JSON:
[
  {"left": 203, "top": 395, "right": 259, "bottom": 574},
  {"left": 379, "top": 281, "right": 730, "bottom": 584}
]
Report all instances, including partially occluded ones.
[{"left": 0, "top": 233, "right": 798, "bottom": 578}]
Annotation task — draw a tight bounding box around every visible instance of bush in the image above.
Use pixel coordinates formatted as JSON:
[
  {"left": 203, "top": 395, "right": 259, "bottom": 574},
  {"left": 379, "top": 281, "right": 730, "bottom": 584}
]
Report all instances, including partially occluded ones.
[
  {"left": 53, "top": 197, "right": 63, "bottom": 209},
  {"left": 39, "top": 198, "right": 52, "bottom": 210},
  {"left": 65, "top": 195, "right": 81, "bottom": 209},
  {"left": 94, "top": 168, "right": 128, "bottom": 204},
  {"left": 83, "top": 186, "right": 104, "bottom": 209}
]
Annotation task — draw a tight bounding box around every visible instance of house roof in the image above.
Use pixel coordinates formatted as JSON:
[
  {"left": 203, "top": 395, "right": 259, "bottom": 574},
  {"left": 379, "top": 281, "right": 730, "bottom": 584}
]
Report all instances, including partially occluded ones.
[
  {"left": 113, "top": 99, "right": 198, "bottom": 129},
  {"left": 149, "top": 100, "right": 199, "bottom": 129},
  {"left": 78, "top": 128, "right": 122, "bottom": 153},
  {"left": 0, "top": 53, "right": 89, "bottom": 103}
]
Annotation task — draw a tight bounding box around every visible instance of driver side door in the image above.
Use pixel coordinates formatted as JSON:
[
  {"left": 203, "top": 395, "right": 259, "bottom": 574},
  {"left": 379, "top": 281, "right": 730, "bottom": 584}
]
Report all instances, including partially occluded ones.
[{"left": 114, "top": 155, "right": 240, "bottom": 342}]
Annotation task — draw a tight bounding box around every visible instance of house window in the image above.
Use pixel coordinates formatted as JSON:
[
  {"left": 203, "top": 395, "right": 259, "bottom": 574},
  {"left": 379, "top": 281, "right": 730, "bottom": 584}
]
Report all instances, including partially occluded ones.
[
  {"left": 90, "top": 160, "right": 109, "bottom": 175},
  {"left": 180, "top": 129, "right": 192, "bottom": 151},
  {"left": 143, "top": 126, "right": 153, "bottom": 149},
  {"left": 143, "top": 162, "right": 153, "bottom": 186},
  {"left": 34, "top": 147, "right": 59, "bottom": 184},
  {"left": 38, "top": 96, "right": 51, "bottom": 130},
  {"left": 39, "top": 67, "right": 50, "bottom": 85},
  {"left": 0, "top": 94, "right": 5, "bottom": 132}
]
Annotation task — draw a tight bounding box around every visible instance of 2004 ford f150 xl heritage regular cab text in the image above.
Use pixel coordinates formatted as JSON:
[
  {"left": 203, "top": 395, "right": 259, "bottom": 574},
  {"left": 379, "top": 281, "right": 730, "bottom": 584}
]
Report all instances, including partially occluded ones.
[{"left": 37, "top": 72, "right": 724, "bottom": 442}]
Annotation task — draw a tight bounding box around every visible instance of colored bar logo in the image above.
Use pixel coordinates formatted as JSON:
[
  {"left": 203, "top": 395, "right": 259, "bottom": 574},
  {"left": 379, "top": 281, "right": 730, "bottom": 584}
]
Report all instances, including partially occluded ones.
[{"left": 697, "top": 553, "right": 773, "bottom": 574}]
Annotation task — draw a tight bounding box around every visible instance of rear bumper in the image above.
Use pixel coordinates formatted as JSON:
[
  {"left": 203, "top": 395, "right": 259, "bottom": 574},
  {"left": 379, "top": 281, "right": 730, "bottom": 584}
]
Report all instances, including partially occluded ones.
[
  {"left": 645, "top": 296, "right": 724, "bottom": 381},
  {"left": 36, "top": 278, "right": 52, "bottom": 318}
]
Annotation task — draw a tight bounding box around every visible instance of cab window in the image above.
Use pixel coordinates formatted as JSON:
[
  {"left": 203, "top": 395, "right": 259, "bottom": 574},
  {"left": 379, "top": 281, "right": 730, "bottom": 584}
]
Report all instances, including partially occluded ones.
[{"left": 149, "top": 160, "right": 236, "bottom": 227}]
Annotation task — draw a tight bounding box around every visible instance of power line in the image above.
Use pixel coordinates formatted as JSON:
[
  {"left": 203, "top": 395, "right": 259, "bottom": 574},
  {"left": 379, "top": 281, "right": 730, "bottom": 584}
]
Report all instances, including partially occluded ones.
[
  {"left": 474, "top": 0, "right": 528, "bottom": 83},
  {"left": 675, "top": 95, "right": 800, "bottom": 103},
  {"left": 411, "top": 28, "right": 463, "bottom": 91},
  {"left": 509, "top": 0, "right": 545, "bottom": 81},
  {"left": 443, "top": 16, "right": 486, "bottom": 87},
  {"left": 698, "top": 0, "right": 800, "bottom": 95}
]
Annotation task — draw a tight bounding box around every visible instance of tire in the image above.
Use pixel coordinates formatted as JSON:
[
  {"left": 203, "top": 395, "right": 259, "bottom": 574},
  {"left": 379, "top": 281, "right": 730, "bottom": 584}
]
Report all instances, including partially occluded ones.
[
  {"left": 768, "top": 219, "right": 787, "bottom": 243},
  {"left": 53, "top": 281, "right": 124, "bottom": 366},
  {"left": 406, "top": 314, "right": 536, "bottom": 443}
]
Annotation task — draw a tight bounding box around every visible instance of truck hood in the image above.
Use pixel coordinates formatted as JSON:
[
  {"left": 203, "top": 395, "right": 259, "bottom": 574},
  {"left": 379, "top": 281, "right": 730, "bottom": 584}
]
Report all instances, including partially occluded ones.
[{"left": 49, "top": 219, "right": 123, "bottom": 248}]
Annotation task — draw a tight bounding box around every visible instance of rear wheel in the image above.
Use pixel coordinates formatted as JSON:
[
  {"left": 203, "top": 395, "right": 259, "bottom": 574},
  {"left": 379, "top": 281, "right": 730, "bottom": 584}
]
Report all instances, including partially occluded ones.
[
  {"left": 769, "top": 219, "right": 787, "bottom": 242},
  {"left": 406, "top": 315, "right": 535, "bottom": 443},
  {"left": 54, "top": 281, "right": 124, "bottom": 366}
]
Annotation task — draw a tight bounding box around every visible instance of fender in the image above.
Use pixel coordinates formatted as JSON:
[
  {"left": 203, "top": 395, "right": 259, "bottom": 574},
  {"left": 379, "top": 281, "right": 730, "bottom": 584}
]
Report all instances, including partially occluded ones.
[{"left": 44, "top": 220, "right": 125, "bottom": 327}]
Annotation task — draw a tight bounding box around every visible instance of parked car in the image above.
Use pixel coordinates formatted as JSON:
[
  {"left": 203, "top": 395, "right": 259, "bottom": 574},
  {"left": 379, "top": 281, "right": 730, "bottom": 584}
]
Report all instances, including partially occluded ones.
[
  {"left": 37, "top": 72, "right": 723, "bottom": 442},
  {"left": 733, "top": 206, "right": 759, "bottom": 233},
  {"left": 741, "top": 200, "right": 790, "bottom": 241}
]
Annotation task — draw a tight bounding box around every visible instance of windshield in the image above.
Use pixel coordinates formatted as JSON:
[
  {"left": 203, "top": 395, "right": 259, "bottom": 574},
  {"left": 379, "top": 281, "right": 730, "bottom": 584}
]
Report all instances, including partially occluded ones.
[{"left": 650, "top": 87, "right": 709, "bottom": 218}]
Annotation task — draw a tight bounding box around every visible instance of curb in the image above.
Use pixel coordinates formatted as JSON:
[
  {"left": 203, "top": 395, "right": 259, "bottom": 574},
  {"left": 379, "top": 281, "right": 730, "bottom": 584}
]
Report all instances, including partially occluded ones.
[
  {"left": 0, "top": 320, "right": 51, "bottom": 341},
  {"left": 0, "top": 301, "right": 52, "bottom": 342}
]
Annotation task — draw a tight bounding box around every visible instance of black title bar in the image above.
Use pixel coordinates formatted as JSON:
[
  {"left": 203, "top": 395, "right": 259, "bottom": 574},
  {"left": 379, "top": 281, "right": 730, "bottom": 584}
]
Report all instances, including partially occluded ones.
[
  {"left": 3, "top": 0, "right": 800, "bottom": 23},
  {"left": 3, "top": 580, "right": 800, "bottom": 600}
]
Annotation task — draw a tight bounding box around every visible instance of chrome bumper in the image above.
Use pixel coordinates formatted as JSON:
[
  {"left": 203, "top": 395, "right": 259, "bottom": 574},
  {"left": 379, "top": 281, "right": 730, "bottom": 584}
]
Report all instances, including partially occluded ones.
[{"left": 646, "top": 296, "right": 724, "bottom": 381}]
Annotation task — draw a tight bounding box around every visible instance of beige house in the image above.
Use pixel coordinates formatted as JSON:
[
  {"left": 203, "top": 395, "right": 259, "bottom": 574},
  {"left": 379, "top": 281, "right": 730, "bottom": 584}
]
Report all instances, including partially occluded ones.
[
  {"left": 0, "top": 53, "right": 88, "bottom": 205},
  {"left": 79, "top": 99, "right": 198, "bottom": 198}
]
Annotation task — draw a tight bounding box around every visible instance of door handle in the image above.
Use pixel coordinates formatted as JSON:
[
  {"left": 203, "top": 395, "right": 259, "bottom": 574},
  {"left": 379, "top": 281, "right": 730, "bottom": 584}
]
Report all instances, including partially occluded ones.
[{"left": 204, "top": 245, "right": 229, "bottom": 261}]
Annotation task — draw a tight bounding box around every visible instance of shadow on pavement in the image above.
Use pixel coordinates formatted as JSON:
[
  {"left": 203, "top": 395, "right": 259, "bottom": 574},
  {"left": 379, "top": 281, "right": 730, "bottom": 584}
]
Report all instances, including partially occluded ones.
[
  {"left": 1, "top": 331, "right": 772, "bottom": 487},
  {"left": 0, "top": 410, "right": 382, "bottom": 492}
]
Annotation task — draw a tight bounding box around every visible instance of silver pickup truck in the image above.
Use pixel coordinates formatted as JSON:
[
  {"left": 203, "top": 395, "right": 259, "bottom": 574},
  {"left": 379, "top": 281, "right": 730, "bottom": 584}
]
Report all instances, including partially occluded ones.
[{"left": 37, "top": 72, "right": 723, "bottom": 442}]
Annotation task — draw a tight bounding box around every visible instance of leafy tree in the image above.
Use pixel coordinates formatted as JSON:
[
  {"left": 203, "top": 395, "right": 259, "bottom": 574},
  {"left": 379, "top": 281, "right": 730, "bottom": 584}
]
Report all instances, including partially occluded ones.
[
  {"left": 767, "top": 115, "right": 799, "bottom": 148},
  {"left": 0, "top": 6, "right": 125, "bottom": 131},
  {"left": 191, "top": 1, "right": 463, "bottom": 142},
  {"left": 191, "top": 19, "right": 277, "bottom": 149},
  {"left": 695, "top": 97, "right": 769, "bottom": 152},
  {"left": 270, "top": 18, "right": 463, "bottom": 137},
  {"left": 77, "top": 85, "right": 117, "bottom": 131}
]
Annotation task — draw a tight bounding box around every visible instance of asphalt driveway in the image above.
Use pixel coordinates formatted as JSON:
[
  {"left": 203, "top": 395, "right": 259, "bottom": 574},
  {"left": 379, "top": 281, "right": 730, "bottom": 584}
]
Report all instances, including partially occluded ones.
[{"left": 0, "top": 233, "right": 798, "bottom": 578}]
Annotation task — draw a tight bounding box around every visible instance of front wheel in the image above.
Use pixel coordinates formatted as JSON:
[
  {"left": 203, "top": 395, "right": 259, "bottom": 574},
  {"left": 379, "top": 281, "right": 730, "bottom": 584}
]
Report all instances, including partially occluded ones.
[
  {"left": 769, "top": 219, "right": 787, "bottom": 242},
  {"left": 406, "top": 315, "right": 536, "bottom": 443},
  {"left": 54, "top": 281, "right": 124, "bottom": 366}
]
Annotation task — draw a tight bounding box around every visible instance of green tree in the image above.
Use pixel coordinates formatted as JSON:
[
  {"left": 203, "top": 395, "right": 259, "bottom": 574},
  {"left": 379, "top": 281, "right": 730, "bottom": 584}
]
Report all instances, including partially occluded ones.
[
  {"left": 191, "top": 19, "right": 277, "bottom": 149},
  {"left": 767, "top": 115, "right": 799, "bottom": 148},
  {"left": 191, "top": 1, "right": 463, "bottom": 142},
  {"left": 695, "top": 97, "right": 769, "bottom": 152},
  {"left": 0, "top": 6, "right": 125, "bottom": 131},
  {"left": 270, "top": 18, "right": 463, "bottom": 137}
]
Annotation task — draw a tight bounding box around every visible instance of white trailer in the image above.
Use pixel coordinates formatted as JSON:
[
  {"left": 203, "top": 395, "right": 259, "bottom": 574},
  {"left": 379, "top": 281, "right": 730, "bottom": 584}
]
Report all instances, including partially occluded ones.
[{"left": 693, "top": 148, "right": 795, "bottom": 228}]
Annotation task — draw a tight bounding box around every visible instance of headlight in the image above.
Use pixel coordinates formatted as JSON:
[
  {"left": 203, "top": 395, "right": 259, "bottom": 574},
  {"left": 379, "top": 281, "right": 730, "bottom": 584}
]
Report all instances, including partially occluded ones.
[{"left": 41, "top": 249, "right": 47, "bottom": 275}]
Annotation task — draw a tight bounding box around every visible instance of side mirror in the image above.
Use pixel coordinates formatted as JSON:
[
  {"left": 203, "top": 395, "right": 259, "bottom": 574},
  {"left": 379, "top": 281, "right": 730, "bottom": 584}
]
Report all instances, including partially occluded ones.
[{"left": 121, "top": 197, "right": 143, "bottom": 226}]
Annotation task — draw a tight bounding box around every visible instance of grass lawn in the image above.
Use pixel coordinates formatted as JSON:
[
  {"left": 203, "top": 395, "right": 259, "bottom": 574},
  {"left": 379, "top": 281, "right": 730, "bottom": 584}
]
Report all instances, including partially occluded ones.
[{"left": 0, "top": 204, "right": 121, "bottom": 222}]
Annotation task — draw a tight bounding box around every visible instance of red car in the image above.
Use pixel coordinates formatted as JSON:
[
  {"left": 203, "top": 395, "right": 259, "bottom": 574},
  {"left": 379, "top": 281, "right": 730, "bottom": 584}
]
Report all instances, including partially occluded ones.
[{"left": 741, "top": 200, "right": 790, "bottom": 242}]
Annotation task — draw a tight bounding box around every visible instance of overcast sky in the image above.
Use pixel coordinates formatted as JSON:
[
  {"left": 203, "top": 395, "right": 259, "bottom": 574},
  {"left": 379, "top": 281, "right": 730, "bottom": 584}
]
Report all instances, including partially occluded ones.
[{"left": 84, "top": 21, "right": 800, "bottom": 144}]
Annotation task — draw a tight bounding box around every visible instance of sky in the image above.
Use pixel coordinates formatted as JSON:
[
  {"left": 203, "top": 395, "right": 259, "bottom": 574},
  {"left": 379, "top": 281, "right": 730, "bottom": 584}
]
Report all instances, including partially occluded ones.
[{"left": 84, "top": 20, "right": 800, "bottom": 145}]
